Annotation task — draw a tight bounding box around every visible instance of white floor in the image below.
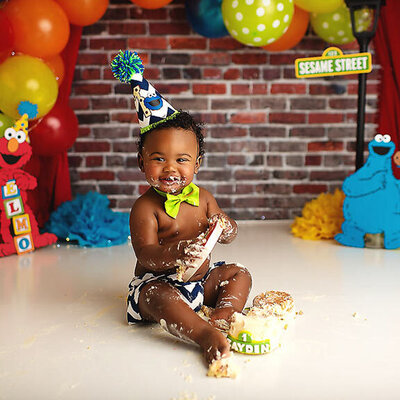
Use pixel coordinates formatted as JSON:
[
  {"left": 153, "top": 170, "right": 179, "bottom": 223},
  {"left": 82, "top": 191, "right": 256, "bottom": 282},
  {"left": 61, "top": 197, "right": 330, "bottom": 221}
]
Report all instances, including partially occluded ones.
[{"left": 1, "top": 221, "right": 400, "bottom": 400}]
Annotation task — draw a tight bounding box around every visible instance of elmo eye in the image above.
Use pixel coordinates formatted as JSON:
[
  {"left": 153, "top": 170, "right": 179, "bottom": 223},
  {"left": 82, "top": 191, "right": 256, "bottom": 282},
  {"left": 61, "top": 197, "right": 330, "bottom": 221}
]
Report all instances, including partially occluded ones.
[
  {"left": 382, "top": 134, "right": 391, "bottom": 143},
  {"left": 374, "top": 134, "right": 383, "bottom": 143},
  {"left": 4, "top": 128, "right": 15, "bottom": 140},
  {"left": 16, "top": 131, "right": 26, "bottom": 143}
]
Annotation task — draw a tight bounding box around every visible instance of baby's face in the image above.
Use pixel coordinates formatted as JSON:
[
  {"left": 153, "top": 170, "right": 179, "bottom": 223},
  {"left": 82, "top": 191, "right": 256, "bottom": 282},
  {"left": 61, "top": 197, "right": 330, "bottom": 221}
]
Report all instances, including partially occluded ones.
[{"left": 140, "top": 127, "right": 200, "bottom": 194}]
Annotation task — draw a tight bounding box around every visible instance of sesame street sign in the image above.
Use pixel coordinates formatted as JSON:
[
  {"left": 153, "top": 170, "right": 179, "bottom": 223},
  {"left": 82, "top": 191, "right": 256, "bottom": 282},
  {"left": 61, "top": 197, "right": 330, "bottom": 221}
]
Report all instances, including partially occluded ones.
[{"left": 295, "top": 47, "right": 372, "bottom": 79}]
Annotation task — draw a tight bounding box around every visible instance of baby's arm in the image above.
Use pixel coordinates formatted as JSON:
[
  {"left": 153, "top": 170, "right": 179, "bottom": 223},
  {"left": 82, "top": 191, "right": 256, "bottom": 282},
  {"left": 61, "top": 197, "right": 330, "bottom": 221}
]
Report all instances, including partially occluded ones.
[
  {"left": 130, "top": 198, "right": 204, "bottom": 273},
  {"left": 205, "top": 190, "right": 238, "bottom": 244}
]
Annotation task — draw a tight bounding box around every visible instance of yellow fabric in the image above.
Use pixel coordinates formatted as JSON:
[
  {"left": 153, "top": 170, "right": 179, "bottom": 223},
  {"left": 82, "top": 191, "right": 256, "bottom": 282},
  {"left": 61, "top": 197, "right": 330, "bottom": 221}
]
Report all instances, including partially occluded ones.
[{"left": 291, "top": 189, "right": 345, "bottom": 240}]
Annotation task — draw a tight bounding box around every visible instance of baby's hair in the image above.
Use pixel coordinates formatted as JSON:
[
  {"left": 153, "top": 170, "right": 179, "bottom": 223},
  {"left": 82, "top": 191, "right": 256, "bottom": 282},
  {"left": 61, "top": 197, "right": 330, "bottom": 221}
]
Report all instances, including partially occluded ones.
[{"left": 137, "top": 111, "right": 205, "bottom": 157}]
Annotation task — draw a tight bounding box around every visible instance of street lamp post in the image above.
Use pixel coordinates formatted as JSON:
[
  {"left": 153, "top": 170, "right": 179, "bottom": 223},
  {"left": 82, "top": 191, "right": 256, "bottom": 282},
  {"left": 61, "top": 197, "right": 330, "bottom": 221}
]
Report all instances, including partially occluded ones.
[{"left": 344, "top": 0, "right": 385, "bottom": 170}]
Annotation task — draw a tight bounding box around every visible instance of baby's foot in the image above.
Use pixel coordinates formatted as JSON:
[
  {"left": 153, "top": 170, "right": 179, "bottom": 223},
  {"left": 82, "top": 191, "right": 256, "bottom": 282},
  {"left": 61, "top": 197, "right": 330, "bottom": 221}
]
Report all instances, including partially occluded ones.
[{"left": 198, "top": 326, "right": 231, "bottom": 364}]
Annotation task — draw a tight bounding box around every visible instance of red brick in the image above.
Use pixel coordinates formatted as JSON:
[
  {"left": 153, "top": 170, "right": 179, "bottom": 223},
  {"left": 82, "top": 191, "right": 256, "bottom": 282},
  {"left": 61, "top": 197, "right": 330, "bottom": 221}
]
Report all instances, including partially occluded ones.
[
  {"left": 81, "top": 68, "right": 101, "bottom": 81},
  {"left": 308, "top": 113, "right": 344, "bottom": 124},
  {"left": 193, "top": 84, "right": 226, "bottom": 95},
  {"left": 76, "top": 53, "right": 108, "bottom": 66},
  {"left": 203, "top": 68, "right": 223, "bottom": 80},
  {"left": 293, "top": 184, "right": 328, "bottom": 194},
  {"left": 209, "top": 37, "right": 244, "bottom": 50},
  {"left": 243, "top": 68, "right": 260, "bottom": 80},
  {"left": 269, "top": 113, "right": 306, "bottom": 124},
  {"left": 80, "top": 170, "right": 115, "bottom": 181},
  {"left": 109, "top": 22, "right": 146, "bottom": 35},
  {"left": 308, "top": 141, "right": 344, "bottom": 151},
  {"left": 232, "top": 54, "right": 267, "bottom": 65},
  {"left": 74, "top": 84, "right": 111, "bottom": 95},
  {"left": 230, "top": 113, "right": 267, "bottom": 124},
  {"left": 223, "top": 68, "right": 241, "bottom": 80},
  {"left": 86, "top": 156, "right": 103, "bottom": 167},
  {"left": 191, "top": 53, "right": 231, "bottom": 65},
  {"left": 271, "top": 84, "right": 306, "bottom": 94},
  {"left": 232, "top": 84, "right": 251, "bottom": 95},
  {"left": 305, "top": 155, "right": 322, "bottom": 166},
  {"left": 149, "top": 22, "right": 190, "bottom": 35},
  {"left": 169, "top": 38, "right": 207, "bottom": 50},
  {"left": 128, "top": 37, "right": 167, "bottom": 50},
  {"left": 90, "top": 38, "right": 127, "bottom": 50}
]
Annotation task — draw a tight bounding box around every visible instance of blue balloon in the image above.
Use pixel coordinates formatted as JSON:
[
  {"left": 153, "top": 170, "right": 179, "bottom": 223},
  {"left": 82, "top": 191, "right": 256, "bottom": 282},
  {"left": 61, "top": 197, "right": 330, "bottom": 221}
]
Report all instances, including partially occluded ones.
[{"left": 185, "top": 0, "right": 228, "bottom": 39}]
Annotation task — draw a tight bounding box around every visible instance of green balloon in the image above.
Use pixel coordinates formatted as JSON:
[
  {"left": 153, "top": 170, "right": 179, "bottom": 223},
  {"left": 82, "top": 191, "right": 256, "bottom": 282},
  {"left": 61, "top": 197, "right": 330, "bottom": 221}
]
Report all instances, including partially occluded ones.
[
  {"left": 311, "top": 4, "right": 372, "bottom": 45},
  {"left": 222, "top": 0, "right": 294, "bottom": 47},
  {"left": 0, "top": 112, "right": 14, "bottom": 138}
]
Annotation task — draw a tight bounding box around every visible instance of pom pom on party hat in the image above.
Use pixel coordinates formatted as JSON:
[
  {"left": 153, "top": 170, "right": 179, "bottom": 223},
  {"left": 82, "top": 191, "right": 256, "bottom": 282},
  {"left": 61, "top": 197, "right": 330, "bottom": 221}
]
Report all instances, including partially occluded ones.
[
  {"left": 111, "top": 50, "right": 179, "bottom": 134},
  {"left": 13, "top": 101, "right": 38, "bottom": 143}
]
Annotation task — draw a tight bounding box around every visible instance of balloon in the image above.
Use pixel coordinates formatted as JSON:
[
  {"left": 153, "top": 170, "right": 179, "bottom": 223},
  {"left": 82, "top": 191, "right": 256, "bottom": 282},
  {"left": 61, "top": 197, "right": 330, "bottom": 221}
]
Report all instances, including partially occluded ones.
[
  {"left": 222, "top": 0, "right": 294, "bottom": 47},
  {"left": 3, "top": 0, "right": 70, "bottom": 58},
  {"left": 55, "top": 0, "right": 109, "bottom": 26},
  {"left": 43, "top": 54, "right": 65, "bottom": 86},
  {"left": 264, "top": 5, "right": 309, "bottom": 51},
  {"left": 185, "top": 0, "right": 228, "bottom": 38},
  {"left": 310, "top": 4, "right": 372, "bottom": 45},
  {"left": 0, "top": 113, "right": 14, "bottom": 138},
  {"left": 130, "top": 0, "right": 173, "bottom": 9},
  {"left": 0, "top": 55, "right": 58, "bottom": 119},
  {"left": 0, "top": 11, "right": 14, "bottom": 63},
  {"left": 30, "top": 100, "right": 78, "bottom": 156},
  {"left": 294, "top": 0, "right": 343, "bottom": 14}
]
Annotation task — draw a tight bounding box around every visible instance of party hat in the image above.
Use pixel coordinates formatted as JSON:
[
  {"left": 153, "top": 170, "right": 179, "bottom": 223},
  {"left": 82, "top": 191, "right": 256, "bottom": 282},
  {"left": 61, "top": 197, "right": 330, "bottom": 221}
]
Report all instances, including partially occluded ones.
[
  {"left": 111, "top": 50, "right": 179, "bottom": 134},
  {"left": 13, "top": 101, "right": 38, "bottom": 143}
]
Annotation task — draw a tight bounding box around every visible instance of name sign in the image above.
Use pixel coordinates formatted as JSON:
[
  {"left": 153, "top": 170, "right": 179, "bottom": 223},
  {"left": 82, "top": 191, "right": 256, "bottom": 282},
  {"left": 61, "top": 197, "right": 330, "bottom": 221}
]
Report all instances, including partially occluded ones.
[{"left": 295, "top": 47, "right": 372, "bottom": 79}]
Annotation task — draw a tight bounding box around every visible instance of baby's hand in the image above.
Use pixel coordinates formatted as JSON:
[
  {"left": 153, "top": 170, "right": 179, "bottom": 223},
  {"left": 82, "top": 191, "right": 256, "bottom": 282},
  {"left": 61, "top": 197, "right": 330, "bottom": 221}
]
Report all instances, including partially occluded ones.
[
  {"left": 209, "top": 214, "right": 237, "bottom": 244},
  {"left": 176, "top": 234, "right": 208, "bottom": 269}
]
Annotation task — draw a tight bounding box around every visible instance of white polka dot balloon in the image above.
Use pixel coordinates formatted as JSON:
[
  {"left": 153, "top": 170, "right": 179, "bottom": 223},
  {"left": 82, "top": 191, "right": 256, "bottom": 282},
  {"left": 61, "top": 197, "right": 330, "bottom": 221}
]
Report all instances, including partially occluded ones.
[
  {"left": 222, "top": 0, "right": 294, "bottom": 47},
  {"left": 310, "top": 4, "right": 372, "bottom": 45}
]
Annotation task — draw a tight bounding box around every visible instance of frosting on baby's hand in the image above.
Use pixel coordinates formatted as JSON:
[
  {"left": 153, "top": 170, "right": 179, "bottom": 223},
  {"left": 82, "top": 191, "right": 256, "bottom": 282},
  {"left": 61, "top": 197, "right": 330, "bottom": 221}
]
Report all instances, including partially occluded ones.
[{"left": 209, "top": 214, "right": 237, "bottom": 243}]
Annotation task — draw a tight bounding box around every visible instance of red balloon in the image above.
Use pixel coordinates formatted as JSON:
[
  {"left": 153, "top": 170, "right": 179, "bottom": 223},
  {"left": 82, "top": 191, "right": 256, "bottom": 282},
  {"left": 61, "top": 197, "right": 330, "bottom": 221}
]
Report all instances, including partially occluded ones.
[
  {"left": 55, "top": 0, "right": 109, "bottom": 26},
  {"left": 0, "top": 11, "right": 14, "bottom": 63},
  {"left": 30, "top": 100, "right": 78, "bottom": 156},
  {"left": 3, "top": 0, "right": 70, "bottom": 58}
]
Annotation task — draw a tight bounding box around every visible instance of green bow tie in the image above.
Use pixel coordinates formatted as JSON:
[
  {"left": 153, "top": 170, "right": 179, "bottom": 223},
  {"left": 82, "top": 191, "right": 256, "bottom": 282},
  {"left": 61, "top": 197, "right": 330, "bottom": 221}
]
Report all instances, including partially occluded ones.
[{"left": 154, "top": 182, "right": 199, "bottom": 219}]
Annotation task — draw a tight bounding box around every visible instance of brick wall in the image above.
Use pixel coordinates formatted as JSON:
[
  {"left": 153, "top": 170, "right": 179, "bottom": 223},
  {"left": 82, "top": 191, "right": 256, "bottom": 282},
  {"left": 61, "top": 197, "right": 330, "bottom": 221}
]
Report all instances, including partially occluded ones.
[{"left": 68, "top": 0, "right": 380, "bottom": 219}]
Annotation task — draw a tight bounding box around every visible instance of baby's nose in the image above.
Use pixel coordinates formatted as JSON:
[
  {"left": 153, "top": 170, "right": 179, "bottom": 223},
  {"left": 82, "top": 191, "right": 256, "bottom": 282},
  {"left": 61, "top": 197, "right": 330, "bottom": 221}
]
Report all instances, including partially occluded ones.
[{"left": 163, "top": 161, "right": 177, "bottom": 171}]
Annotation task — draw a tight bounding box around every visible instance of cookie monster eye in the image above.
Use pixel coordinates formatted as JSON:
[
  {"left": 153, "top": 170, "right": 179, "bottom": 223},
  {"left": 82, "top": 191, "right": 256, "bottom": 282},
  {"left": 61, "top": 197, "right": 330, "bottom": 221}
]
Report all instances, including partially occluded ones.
[
  {"left": 374, "top": 134, "right": 383, "bottom": 143},
  {"left": 382, "top": 134, "right": 391, "bottom": 143},
  {"left": 16, "top": 130, "right": 26, "bottom": 144},
  {"left": 4, "top": 127, "right": 16, "bottom": 140}
]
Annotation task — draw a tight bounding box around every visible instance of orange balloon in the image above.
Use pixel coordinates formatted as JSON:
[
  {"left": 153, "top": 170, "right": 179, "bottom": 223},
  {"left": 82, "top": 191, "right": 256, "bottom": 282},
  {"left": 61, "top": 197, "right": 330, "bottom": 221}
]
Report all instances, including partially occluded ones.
[
  {"left": 130, "top": 0, "right": 173, "bottom": 9},
  {"left": 43, "top": 54, "right": 65, "bottom": 86},
  {"left": 3, "top": 0, "right": 70, "bottom": 58},
  {"left": 263, "top": 6, "right": 309, "bottom": 52},
  {"left": 55, "top": 0, "right": 109, "bottom": 26}
]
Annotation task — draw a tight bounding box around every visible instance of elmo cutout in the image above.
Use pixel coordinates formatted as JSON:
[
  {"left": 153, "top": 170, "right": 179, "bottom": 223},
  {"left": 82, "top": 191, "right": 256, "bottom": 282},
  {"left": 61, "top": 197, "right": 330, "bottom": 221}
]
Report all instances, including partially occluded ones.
[{"left": 0, "top": 102, "right": 57, "bottom": 256}]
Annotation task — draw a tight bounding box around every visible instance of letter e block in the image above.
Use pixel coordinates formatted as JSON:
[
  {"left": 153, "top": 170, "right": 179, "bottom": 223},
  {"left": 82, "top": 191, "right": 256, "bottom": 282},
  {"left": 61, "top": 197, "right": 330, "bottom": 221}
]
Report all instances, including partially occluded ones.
[
  {"left": 14, "top": 233, "right": 35, "bottom": 255},
  {"left": 4, "top": 196, "right": 24, "bottom": 218},
  {"left": 1, "top": 180, "right": 19, "bottom": 199},
  {"left": 12, "top": 214, "right": 31, "bottom": 235}
]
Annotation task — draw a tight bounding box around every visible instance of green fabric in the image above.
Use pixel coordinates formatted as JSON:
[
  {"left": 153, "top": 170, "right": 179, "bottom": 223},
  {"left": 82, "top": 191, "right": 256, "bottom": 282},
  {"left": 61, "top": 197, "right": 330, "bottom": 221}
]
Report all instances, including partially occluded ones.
[
  {"left": 154, "top": 182, "right": 199, "bottom": 219},
  {"left": 140, "top": 111, "right": 180, "bottom": 134}
]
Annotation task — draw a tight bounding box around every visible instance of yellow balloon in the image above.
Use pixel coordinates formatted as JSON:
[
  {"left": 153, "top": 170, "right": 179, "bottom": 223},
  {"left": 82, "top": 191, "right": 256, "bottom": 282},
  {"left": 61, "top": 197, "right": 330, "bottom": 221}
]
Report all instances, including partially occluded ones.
[
  {"left": 0, "top": 55, "right": 58, "bottom": 119},
  {"left": 295, "top": 0, "right": 343, "bottom": 14}
]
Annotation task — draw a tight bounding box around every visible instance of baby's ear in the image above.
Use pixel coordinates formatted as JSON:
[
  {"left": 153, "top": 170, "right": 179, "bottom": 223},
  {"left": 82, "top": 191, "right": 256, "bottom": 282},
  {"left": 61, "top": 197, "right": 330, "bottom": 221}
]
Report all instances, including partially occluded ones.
[
  {"left": 194, "top": 156, "right": 202, "bottom": 174},
  {"left": 138, "top": 153, "right": 144, "bottom": 172}
]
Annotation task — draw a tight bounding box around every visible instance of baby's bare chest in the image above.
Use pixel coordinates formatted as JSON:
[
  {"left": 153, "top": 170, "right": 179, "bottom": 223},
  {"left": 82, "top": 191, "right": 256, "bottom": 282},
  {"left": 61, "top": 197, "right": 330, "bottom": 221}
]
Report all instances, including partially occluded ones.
[{"left": 157, "top": 203, "right": 209, "bottom": 243}]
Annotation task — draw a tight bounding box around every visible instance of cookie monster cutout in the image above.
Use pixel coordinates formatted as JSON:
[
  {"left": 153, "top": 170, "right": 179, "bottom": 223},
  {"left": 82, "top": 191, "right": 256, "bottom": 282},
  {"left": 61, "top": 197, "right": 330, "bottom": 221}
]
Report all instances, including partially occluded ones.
[
  {"left": 335, "top": 134, "right": 400, "bottom": 249},
  {"left": 0, "top": 102, "right": 57, "bottom": 257}
]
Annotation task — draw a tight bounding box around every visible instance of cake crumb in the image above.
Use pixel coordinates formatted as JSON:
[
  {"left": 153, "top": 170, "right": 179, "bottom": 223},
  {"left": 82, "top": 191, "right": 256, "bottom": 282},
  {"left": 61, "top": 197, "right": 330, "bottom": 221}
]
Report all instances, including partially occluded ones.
[{"left": 207, "top": 356, "right": 237, "bottom": 379}]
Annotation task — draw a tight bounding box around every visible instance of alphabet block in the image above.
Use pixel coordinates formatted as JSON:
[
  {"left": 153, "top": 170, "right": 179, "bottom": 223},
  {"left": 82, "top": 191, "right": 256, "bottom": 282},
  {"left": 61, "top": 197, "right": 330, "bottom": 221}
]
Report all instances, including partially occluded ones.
[
  {"left": 12, "top": 214, "right": 31, "bottom": 235},
  {"left": 14, "top": 233, "right": 35, "bottom": 255},
  {"left": 1, "top": 180, "right": 19, "bottom": 199},
  {"left": 3, "top": 196, "right": 24, "bottom": 219}
]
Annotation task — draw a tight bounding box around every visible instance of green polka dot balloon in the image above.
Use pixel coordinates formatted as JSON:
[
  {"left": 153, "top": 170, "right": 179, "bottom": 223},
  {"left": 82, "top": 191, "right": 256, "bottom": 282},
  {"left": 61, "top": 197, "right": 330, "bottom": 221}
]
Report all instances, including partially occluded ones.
[
  {"left": 222, "top": 0, "right": 295, "bottom": 47},
  {"left": 311, "top": 4, "right": 372, "bottom": 45}
]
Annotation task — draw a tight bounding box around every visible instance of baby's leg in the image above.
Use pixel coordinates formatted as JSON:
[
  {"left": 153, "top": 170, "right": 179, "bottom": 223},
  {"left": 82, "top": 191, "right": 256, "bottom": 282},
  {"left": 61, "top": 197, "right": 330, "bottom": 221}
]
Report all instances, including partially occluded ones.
[
  {"left": 138, "top": 280, "right": 230, "bottom": 364},
  {"left": 203, "top": 263, "right": 252, "bottom": 327}
]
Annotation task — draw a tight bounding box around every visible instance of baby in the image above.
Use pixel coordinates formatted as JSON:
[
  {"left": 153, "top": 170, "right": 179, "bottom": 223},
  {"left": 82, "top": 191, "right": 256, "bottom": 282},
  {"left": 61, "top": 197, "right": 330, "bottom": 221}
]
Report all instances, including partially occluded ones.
[{"left": 111, "top": 51, "right": 252, "bottom": 365}]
